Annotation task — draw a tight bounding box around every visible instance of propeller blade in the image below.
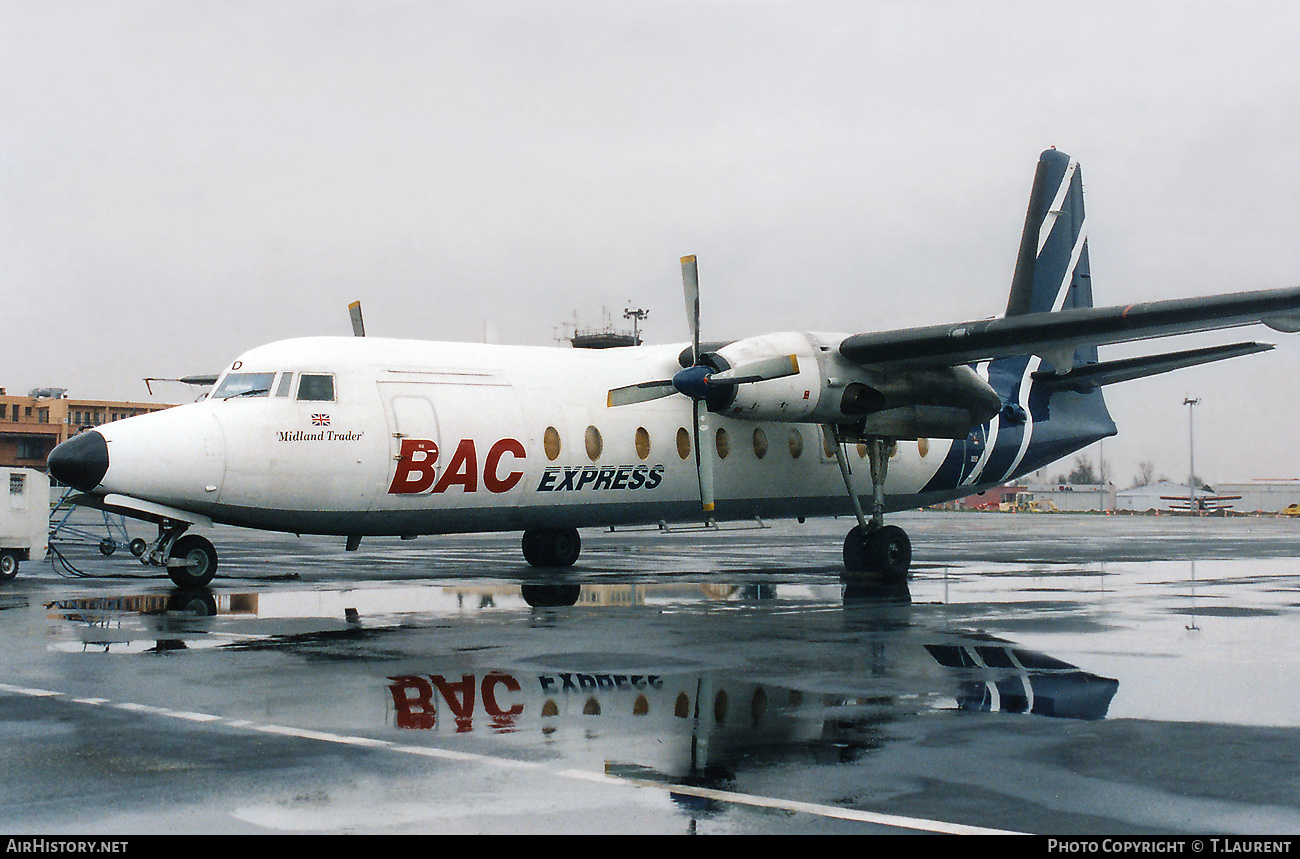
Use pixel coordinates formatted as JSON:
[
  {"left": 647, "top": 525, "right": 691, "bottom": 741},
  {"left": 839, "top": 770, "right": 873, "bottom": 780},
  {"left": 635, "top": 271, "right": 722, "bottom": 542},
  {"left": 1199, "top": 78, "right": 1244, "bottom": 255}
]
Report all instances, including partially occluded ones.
[
  {"left": 349, "top": 301, "right": 366, "bottom": 337},
  {"left": 708, "top": 354, "right": 800, "bottom": 385},
  {"left": 607, "top": 380, "right": 676, "bottom": 407},
  {"left": 693, "top": 400, "right": 715, "bottom": 517},
  {"left": 681, "top": 255, "right": 700, "bottom": 364}
]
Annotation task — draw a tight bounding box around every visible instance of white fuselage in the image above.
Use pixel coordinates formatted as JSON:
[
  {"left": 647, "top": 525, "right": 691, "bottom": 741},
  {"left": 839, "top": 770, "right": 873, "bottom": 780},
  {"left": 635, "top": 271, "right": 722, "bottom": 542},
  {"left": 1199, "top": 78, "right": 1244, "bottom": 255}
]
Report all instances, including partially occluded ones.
[{"left": 90, "top": 336, "right": 959, "bottom": 536}]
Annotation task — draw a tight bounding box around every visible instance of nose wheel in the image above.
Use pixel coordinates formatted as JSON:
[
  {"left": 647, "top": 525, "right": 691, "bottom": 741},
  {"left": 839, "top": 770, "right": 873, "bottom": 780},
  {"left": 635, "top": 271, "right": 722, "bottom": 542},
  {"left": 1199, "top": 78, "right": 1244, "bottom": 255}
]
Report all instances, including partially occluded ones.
[
  {"left": 166, "top": 534, "right": 218, "bottom": 588},
  {"left": 141, "top": 523, "right": 218, "bottom": 588}
]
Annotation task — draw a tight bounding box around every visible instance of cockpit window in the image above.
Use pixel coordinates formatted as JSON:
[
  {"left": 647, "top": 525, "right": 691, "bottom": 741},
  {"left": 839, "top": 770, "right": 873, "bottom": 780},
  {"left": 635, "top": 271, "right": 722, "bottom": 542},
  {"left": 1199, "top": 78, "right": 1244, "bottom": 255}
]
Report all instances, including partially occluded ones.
[
  {"left": 274, "top": 372, "right": 294, "bottom": 398},
  {"left": 297, "top": 373, "right": 335, "bottom": 402},
  {"left": 212, "top": 372, "right": 275, "bottom": 400}
]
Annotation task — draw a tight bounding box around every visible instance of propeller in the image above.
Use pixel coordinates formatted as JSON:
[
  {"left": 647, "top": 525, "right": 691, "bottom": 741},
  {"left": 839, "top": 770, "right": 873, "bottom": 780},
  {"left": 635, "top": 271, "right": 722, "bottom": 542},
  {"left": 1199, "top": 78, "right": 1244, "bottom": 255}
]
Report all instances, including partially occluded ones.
[
  {"left": 684, "top": 256, "right": 714, "bottom": 517},
  {"left": 605, "top": 255, "right": 801, "bottom": 519},
  {"left": 349, "top": 301, "right": 366, "bottom": 337},
  {"left": 606, "top": 258, "right": 800, "bottom": 408}
]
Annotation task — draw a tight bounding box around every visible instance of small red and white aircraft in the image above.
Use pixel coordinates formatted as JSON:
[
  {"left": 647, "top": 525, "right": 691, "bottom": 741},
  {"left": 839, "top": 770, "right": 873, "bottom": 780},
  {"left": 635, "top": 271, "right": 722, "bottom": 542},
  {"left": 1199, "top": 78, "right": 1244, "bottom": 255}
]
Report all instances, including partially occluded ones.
[{"left": 47, "top": 149, "right": 1300, "bottom": 588}]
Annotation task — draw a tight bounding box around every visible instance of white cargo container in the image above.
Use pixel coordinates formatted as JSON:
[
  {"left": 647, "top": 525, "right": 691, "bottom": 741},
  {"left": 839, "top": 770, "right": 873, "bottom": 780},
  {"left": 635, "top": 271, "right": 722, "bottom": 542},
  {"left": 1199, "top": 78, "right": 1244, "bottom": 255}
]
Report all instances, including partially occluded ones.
[{"left": 1, "top": 468, "right": 49, "bottom": 579}]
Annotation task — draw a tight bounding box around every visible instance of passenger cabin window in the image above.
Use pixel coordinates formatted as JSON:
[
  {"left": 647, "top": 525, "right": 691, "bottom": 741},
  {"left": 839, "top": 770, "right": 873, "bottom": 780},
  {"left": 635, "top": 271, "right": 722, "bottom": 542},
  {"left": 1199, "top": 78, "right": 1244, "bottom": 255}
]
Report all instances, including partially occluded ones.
[
  {"left": 274, "top": 372, "right": 294, "bottom": 397},
  {"left": 297, "top": 373, "right": 336, "bottom": 402},
  {"left": 213, "top": 372, "right": 274, "bottom": 399}
]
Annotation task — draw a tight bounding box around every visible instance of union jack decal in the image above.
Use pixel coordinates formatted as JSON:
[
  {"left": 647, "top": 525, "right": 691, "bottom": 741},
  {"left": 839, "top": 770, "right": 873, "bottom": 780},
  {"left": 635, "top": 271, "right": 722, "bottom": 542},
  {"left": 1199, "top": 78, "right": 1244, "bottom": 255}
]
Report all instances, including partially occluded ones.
[{"left": 311, "top": 414, "right": 331, "bottom": 426}]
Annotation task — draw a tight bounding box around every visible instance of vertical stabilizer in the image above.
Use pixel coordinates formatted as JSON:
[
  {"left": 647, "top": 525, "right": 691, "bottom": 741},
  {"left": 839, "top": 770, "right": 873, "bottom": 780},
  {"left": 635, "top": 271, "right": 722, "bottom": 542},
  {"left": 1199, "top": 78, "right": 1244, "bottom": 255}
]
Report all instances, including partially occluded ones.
[
  {"left": 1005, "top": 148, "right": 1094, "bottom": 329},
  {"left": 965, "top": 150, "right": 1114, "bottom": 487}
]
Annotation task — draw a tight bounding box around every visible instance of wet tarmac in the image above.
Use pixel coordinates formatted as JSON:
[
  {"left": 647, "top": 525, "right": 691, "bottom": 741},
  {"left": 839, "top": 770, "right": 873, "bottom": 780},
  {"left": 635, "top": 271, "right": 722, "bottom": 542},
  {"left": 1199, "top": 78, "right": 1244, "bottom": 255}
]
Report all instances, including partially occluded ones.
[{"left": 5, "top": 510, "right": 1300, "bottom": 835}]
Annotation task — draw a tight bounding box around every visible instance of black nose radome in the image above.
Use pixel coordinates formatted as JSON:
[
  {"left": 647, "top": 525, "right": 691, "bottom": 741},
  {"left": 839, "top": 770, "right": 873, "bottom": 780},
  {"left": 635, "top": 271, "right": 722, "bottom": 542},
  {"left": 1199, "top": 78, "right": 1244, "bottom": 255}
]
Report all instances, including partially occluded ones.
[{"left": 47, "top": 430, "right": 109, "bottom": 492}]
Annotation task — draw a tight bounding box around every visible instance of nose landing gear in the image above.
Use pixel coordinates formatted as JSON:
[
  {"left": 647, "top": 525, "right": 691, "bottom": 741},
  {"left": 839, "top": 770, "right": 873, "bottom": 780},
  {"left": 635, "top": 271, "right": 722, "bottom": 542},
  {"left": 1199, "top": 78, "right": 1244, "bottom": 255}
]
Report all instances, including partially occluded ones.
[{"left": 142, "top": 523, "right": 218, "bottom": 588}]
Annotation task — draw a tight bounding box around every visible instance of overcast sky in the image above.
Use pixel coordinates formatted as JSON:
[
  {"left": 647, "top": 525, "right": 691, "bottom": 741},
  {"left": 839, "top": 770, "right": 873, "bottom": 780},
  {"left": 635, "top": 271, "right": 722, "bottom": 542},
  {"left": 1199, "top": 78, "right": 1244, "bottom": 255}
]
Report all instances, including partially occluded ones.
[{"left": 5, "top": 0, "right": 1300, "bottom": 489}]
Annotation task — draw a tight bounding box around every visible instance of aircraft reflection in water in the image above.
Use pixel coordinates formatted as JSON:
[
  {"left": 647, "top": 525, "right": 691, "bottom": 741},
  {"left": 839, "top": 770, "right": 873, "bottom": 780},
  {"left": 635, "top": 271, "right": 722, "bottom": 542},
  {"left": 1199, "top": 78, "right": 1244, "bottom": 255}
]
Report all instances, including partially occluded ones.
[
  {"left": 381, "top": 600, "right": 1117, "bottom": 799},
  {"left": 43, "top": 581, "right": 1116, "bottom": 806},
  {"left": 386, "top": 631, "right": 1115, "bottom": 748}
]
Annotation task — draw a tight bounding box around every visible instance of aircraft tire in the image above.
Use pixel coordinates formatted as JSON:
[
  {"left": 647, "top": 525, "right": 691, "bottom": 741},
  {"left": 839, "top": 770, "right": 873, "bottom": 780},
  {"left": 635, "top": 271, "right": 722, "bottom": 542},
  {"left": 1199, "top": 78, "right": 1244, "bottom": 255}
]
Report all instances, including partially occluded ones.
[
  {"left": 522, "top": 528, "right": 581, "bottom": 568},
  {"left": 0, "top": 551, "right": 18, "bottom": 582},
  {"left": 843, "top": 525, "right": 870, "bottom": 573},
  {"left": 167, "top": 535, "right": 218, "bottom": 588},
  {"left": 866, "top": 525, "right": 911, "bottom": 581},
  {"left": 843, "top": 525, "right": 911, "bottom": 581}
]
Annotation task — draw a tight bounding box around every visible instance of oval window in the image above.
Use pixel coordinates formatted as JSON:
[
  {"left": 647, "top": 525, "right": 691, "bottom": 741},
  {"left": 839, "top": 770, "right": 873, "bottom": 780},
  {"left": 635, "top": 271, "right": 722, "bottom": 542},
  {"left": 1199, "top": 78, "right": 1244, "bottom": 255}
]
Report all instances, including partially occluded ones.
[
  {"left": 676, "top": 427, "right": 691, "bottom": 460},
  {"left": 788, "top": 428, "right": 803, "bottom": 458},
  {"left": 715, "top": 427, "right": 730, "bottom": 460},
  {"left": 543, "top": 426, "right": 561, "bottom": 461},
  {"left": 635, "top": 427, "right": 651, "bottom": 460},
  {"left": 918, "top": 438, "right": 930, "bottom": 458},
  {"left": 752, "top": 427, "right": 768, "bottom": 459},
  {"left": 585, "top": 426, "right": 603, "bottom": 461}
]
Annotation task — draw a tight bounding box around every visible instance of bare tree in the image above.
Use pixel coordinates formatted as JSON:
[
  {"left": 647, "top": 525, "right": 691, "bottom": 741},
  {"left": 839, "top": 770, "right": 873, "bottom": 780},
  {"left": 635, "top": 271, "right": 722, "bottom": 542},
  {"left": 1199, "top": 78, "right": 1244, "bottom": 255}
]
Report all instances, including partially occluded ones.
[
  {"left": 1132, "top": 460, "right": 1155, "bottom": 488},
  {"left": 1067, "top": 455, "right": 1097, "bottom": 484}
]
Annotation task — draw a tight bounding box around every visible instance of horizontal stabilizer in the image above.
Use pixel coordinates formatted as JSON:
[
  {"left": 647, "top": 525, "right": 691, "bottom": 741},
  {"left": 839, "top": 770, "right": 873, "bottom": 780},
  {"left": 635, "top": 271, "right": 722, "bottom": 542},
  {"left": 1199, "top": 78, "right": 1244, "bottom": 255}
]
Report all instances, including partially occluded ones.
[
  {"left": 1031, "top": 342, "right": 1274, "bottom": 391},
  {"left": 839, "top": 285, "right": 1300, "bottom": 371}
]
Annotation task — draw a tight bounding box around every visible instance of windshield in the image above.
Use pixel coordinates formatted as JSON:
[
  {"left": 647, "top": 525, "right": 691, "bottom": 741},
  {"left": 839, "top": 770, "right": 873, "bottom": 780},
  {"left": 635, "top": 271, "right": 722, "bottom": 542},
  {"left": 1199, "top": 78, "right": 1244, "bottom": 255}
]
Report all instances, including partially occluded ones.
[{"left": 212, "top": 372, "right": 275, "bottom": 399}]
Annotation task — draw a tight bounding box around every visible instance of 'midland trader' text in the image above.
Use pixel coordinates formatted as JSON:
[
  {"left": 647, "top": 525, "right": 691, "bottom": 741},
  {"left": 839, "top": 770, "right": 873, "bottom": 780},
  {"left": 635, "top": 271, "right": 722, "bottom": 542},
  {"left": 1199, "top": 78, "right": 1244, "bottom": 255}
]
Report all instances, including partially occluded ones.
[{"left": 277, "top": 430, "right": 364, "bottom": 442}]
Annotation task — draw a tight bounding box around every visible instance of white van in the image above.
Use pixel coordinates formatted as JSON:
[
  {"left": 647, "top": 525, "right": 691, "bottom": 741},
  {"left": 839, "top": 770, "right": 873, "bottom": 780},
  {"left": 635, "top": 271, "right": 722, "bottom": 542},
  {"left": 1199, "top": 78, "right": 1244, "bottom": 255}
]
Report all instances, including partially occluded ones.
[{"left": 1, "top": 468, "right": 49, "bottom": 579}]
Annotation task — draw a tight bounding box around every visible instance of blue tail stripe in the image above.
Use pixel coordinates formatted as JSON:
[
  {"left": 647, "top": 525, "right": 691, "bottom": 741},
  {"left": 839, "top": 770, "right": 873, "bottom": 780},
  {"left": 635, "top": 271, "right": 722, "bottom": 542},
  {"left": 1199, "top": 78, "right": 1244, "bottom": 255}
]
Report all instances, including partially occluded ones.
[{"left": 922, "top": 149, "right": 1115, "bottom": 497}]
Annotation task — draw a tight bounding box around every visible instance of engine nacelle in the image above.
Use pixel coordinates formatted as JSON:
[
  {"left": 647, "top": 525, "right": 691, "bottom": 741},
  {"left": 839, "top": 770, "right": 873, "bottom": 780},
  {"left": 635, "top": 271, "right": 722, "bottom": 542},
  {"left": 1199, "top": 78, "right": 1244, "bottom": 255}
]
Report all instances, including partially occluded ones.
[
  {"left": 698, "top": 333, "right": 1002, "bottom": 440},
  {"left": 703, "top": 333, "right": 825, "bottom": 421},
  {"left": 813, "top": 359, "right": 1003, "bottom": 440}
]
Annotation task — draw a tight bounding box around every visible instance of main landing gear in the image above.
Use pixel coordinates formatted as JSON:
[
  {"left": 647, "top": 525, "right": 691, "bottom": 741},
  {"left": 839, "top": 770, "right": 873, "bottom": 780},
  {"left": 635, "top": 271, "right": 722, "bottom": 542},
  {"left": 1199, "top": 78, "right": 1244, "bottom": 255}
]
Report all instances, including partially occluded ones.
[
  {"left": 521, "top": 527, "right": 582, "bottom": 608},
  {"left": 833, "top": 431, "right": 912, "bottom": 582},
  {"left": 521, "top": 527, "right": 581, "bottom": 568},
  {"left": 139, "top": 523, "right": 218, "bottom": 588}
]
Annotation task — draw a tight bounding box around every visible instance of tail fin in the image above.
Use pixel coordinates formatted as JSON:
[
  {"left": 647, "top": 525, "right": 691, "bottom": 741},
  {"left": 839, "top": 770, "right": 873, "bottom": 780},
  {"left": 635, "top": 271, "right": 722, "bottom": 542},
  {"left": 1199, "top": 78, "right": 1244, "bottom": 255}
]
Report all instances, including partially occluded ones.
[
  {"left": 1006, "top": 149, "right": 1095, "bottom": 326},
  {"left": 985, "top": 149, "right": 1115, "bottom": 482}
]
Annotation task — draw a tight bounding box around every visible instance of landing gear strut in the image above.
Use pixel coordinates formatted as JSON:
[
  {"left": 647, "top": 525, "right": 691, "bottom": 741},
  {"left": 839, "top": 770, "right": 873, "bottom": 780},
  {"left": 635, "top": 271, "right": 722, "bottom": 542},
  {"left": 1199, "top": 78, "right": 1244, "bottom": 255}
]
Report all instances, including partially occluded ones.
[
  {"left": 833, "top": 430, "right": 912, "bottom": 581},
  {"left": 522, "top": 527, "right": 581, "bottom": 568},
  {"left": 142, "top": 522, "right": 218, "bottom": 588}
]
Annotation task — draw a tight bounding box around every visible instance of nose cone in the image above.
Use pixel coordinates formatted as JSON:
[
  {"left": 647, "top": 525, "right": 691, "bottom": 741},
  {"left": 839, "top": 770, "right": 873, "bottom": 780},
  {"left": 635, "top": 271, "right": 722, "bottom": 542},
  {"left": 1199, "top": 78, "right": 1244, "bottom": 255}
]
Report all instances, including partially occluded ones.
[{"left": 47, "top": 430, "right": 109, "bottom": 492}]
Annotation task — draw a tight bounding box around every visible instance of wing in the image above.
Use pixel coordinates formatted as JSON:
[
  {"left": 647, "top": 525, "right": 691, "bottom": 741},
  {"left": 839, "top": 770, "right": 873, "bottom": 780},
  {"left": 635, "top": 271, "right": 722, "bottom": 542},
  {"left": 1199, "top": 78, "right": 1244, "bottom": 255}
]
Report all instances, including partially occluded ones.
[{"left": 839, "top": 285, "right": 1300, "bottom": 374}]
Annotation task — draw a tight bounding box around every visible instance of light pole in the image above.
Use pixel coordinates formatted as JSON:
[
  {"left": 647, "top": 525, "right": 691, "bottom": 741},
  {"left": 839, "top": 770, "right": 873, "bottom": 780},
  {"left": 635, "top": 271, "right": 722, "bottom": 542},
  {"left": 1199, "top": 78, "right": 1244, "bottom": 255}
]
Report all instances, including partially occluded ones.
[{"left": 1184, "top": 397, "right": 1199, "bottom": 513}]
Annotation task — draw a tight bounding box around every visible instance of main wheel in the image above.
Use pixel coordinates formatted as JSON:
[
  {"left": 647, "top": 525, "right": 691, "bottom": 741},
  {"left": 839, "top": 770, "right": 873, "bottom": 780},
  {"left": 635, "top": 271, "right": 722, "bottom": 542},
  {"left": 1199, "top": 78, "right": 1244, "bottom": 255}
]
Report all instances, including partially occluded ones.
[
  {"left": 0, "top": 551, "right": 18, "bottom": 582},
  {"left": 167, "top": 534, "right": 218, "bottom": 588},
  {"left": 521, "top": 528, "right": 581, "bottom": 568},
  {"left": 843, "top": 524, "right": 912, "bottom": 581},
  {"left": 866, "top": 525, "right": 911, "bottom": 581},
  {"left": 843, "top": 525, "right": 870, "bottom": 573}
]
